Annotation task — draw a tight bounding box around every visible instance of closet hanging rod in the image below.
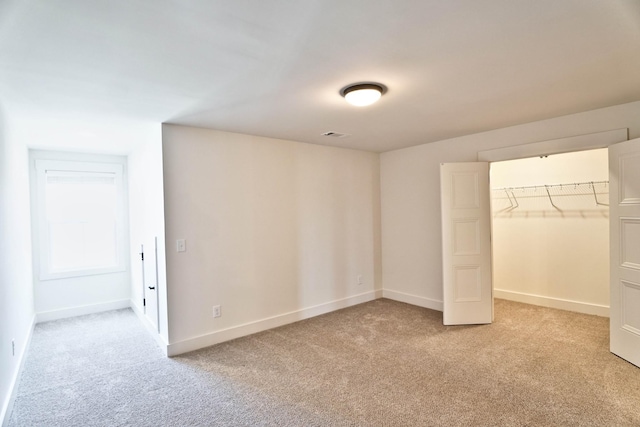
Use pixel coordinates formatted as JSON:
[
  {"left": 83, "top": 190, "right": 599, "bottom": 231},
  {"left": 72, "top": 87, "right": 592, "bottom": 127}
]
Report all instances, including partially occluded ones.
[{"left": 492, "top": 179, "right": 608, "bottom": 193}]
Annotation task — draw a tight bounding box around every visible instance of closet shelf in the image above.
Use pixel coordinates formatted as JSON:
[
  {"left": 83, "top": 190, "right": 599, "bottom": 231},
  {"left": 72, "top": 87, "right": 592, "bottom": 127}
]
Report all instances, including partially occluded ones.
[{"left": 492, "top": 180, "right": 609, "bottom": 210}]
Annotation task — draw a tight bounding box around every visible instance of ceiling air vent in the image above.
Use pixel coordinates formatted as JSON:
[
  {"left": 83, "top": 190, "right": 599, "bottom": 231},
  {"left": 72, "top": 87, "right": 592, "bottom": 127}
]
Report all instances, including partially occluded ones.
[{"left": 321, "top": 131, "right": 350, "bottom": 138}]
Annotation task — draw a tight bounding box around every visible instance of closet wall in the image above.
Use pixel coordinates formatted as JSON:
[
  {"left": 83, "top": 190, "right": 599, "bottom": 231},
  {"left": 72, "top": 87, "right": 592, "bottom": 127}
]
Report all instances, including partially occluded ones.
[{"left": 490, "top": 148, "right": 609, "bottom": 316}]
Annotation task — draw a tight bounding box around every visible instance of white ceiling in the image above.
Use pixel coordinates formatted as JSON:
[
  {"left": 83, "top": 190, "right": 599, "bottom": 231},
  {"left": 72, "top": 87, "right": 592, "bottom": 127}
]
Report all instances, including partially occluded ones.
[{"left": 1, "top": 0, "right": 639, "bottom": 153}]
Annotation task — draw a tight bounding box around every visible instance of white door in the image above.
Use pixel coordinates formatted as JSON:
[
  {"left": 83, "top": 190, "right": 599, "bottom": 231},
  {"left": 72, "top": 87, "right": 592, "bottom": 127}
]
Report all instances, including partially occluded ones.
[
  {"left": 440, "top": 162, "right": 492, "bottom": 325},
  {"left": 609, "top": 137, "right": 640, "bottom": 368}
]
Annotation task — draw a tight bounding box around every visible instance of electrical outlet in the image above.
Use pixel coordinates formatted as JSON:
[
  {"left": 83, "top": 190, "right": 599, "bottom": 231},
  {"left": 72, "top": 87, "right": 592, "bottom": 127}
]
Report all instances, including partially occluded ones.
[
  {"left": 213, "top": 305, "right": 221, "bottom": 318},
  {"left": 176, "top": 239, "right": 186, "bottom": 252},
  {"left": 357, "top": 274, "right": 363, "bottom": 285}
]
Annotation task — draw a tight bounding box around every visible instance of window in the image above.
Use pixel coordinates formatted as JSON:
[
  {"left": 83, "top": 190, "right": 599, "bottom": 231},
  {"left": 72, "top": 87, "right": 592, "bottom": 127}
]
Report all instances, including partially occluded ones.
[{"left": 35, "top": 159, "right": 126, "bottom": 280}]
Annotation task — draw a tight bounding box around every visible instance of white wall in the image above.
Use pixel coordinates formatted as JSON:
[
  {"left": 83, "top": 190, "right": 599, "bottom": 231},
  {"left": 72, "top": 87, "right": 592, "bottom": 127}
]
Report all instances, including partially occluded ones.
[
  {"left": 0, "top": 108, "right": 35, "bottom": 425},
  {"left": 380, "top": 101, "right": 640, "bottom": 310},
  {"left": 491, "top": 149, "right": 609, "bottom": 315},
  {"left": 128, "top": 126, "right": 169, "bottom": 346},
  {"left": 28, "top": 150, "right": 131, "bottom": 321},
  {"left": 162, "top": 124, "right": 382, "bottom": 354}
]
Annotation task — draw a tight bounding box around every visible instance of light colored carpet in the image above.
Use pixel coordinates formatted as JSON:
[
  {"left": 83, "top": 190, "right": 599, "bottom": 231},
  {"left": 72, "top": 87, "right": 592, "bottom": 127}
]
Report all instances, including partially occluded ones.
[{"left": 8, "top": 299, "right": 640, "bottom": 426}]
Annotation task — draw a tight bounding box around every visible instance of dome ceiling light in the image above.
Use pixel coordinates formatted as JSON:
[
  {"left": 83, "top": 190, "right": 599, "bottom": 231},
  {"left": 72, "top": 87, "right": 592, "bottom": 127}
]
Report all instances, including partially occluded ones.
[{"left": 340, "top": 83, "right": 385, "bottom": 107}]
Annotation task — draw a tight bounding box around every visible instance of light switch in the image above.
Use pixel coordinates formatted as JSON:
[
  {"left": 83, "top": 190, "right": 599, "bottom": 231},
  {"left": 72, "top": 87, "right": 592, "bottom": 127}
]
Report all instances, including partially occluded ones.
[{"left": 176, "top": 239, "right": 186, "bottom": 252}]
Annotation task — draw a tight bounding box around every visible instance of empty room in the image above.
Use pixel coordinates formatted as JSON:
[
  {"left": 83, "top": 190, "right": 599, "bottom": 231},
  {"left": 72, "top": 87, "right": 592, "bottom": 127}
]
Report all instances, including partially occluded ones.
[{"left": 2, "top": 1, "right": 640, "bottom": 426}]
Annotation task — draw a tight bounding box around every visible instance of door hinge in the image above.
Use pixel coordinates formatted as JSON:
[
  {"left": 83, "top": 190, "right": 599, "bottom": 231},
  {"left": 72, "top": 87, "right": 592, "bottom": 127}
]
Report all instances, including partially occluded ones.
[
  {"left": 143, "top": 298, "right": 146, "bottom": 307},
  {"left": 140, "top": 252, "right": 144, "bottom": 261}
]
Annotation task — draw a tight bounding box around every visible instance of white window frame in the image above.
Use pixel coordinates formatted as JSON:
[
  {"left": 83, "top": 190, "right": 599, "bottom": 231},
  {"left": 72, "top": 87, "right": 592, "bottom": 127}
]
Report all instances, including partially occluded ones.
[{"left": 35, "top": 159, "right": 127, "bottom": 280}]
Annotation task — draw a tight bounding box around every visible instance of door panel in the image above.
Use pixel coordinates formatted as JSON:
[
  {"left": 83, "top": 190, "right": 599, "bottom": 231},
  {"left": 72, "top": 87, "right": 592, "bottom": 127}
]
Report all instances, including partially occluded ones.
[
  {"left": 609, "top": 137, "right": 640, "bottom": 367},
  {"left": 441, "top": 162, "right": 492, "bottom": 325},
  {"left": 143, "top": 238, "right": 159, "bottom": 332}
]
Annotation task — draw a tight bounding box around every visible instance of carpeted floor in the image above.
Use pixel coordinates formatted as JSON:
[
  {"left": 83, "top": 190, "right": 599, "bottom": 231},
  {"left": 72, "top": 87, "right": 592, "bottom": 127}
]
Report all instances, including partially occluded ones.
[{"left": 8, "top": 299, "right": 640, "bottom": 426}]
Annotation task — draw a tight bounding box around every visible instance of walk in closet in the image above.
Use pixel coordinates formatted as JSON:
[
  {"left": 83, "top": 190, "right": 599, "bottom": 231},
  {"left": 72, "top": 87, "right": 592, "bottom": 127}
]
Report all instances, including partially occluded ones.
[{"left": 490, "top": 148, "right": 610, "bottom": 316}]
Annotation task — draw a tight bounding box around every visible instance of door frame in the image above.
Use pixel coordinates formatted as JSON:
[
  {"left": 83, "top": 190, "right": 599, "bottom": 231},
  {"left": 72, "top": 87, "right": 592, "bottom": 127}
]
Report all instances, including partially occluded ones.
[{"left": 477, "top": 128, "right": 628, "bottom": 316}]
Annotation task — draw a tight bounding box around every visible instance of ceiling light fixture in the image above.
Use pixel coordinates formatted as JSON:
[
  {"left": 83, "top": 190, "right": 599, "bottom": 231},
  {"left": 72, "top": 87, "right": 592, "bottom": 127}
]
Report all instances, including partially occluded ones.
[{"left": 340, "top": 83, "right": 385, "bottom": 107}]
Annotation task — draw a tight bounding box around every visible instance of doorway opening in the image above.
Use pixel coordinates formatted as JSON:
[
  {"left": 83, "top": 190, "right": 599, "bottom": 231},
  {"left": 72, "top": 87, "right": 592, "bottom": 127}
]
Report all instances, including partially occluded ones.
[
  {"left": 442, "top": 129, "right": 639, "bottom": 367},
  {"left": 489, "top": 148, "right": 610, "bottom": 317}
]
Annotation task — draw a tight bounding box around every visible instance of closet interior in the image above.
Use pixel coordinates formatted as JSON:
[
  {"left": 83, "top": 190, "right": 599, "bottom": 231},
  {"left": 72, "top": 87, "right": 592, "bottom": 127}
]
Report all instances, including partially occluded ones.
[{"left": 490, "top": 148, "right": 610, "bottom": 316}]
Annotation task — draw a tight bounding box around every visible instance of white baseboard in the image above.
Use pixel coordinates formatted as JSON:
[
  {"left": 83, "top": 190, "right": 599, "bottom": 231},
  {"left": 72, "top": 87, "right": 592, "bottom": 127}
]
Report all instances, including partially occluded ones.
[
  {"left": 36, "top": 299, "right": 131, "bottom": 323},
  {"left": 130, "top": 299, "right": 168, "bottom": 356},
  {"left": 382, "top": 289, "right": 443, "bottom": 312},
  {"left": 167, "top": 290, "right": 383, "bottom": 357},
  {"left": 494, "top": 289, "right": 609, "bottom": 317},
  {"left": 1, "top": 314, "right": 36, "bottom": 427}
]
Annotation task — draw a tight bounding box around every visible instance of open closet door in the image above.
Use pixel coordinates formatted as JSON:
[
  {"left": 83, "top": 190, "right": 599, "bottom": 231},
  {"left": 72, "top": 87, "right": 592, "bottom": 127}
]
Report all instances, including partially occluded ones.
[
  {"left": 609, "top": 137, "right": 640, "bottom": 368},
  {"left": 145, "top": 237, "right": 161, "bottom": 333},
  {"left": 440, "top": 162, "right": 492, "bottom": 325}
]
